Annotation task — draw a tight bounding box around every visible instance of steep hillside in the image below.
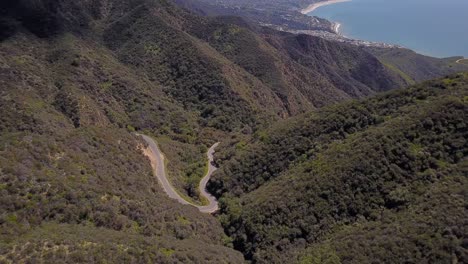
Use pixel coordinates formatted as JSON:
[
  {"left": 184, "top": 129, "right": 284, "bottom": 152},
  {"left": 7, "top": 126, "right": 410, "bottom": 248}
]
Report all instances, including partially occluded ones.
[
  {"left": 0, "top": 32, "right": 242, "bottom": 263},
  {"left": 0, "top": 0, "right": 247, "bottom": 261},
  {"left": 2, "top": 0, "right": 467, "bottom": 262},
  {"left": 186, "top": 18, "right": 407, "bottom": 111},
  {"left": 101, "top": 1, "right": 410, "bottom": 116},
  {"left": 101, "top": 0, "right": 286, "bottom": 131},
  {"left": 210, "top": 73, "right": 468, "bottom": 263},
  {"left": 0, "top": 0, "right": 426, "bottom": 202},
  {"left": 175, "top": 0, "right": 468, "bottom": 87},
  {"left": 369, "top": 47, "right": 468, "bottom": 84},
  {"left": 0, "top": 128, "right": 243, "bottom": 262},
  {"left": 173, "top": 0, "right": 334, "bottom": 32}
]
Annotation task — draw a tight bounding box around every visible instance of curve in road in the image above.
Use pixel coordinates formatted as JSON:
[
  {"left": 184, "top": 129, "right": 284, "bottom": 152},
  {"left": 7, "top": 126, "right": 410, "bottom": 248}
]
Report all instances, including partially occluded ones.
[
  {"left": 456, "top": 58, "right": 467, "bottom": 64},
  {"left": 137, "top": 134, "right": 220, "bottom": 213}
]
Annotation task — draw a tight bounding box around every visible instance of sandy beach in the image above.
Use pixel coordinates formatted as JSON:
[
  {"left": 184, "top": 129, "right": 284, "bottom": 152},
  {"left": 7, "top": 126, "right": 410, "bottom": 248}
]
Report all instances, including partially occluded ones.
[{"left": 301, "top": 0, "right": 352, "bottom": 14}]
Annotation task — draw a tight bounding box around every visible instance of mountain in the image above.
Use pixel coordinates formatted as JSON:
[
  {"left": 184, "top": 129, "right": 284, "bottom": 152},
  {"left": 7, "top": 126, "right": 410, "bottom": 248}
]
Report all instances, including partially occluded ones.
[
  {"left": 0, "top": 0, "right": 246, "bottom": 262},
  {"left": 174, "top": 0, "right": 468, "bottom": 81},
  {"left": 0, "top": 0, "right": 432, "bottom": 203},
  {"left": 0, "top": 2, "right": 243, "bottom": 261},
  {"left": 184, "top": 17, "right": 410, "bottom": 111},
  {"left": 209, "top": 73, "right": 468, "bottom": 263},
  {"left": 173, "top": 0, "right": 335, "bottom": 32},
  {"left": 1, "top": 0, "right": 467, "bottom": 263},
  {"left": 369, "top": 47, "right": 468, "bottom": 84}
]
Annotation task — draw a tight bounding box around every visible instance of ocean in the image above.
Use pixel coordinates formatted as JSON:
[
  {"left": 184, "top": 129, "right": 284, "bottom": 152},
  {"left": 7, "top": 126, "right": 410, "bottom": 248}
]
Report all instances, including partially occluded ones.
[{"left": 307, "top": 0, "right": 468, "bottom": 58}]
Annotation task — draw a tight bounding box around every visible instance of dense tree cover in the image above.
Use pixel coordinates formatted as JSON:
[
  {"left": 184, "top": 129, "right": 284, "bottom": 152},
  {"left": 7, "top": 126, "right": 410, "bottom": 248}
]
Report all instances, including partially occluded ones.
[
  {"left": 0, "top": 42, "right": 242, "bottom": 259},
  {"left": 0, "top": 0, "right": 247, "bottom": 261},
  {"left": 174, "top": 0, "right": 335, "bottom": 35},
  {"left": 0, "top": 128, "right": 242, "bottom": 262},
  {"left": 2, "top": 0, "right": 468, "bottom": 262},
  {"left": 1, "top": 128, "right": 202, "bottom": 238},
  {"left": 102, "top": 0, "right": 277, "bottom": 132},
  {"left": 370, "top": 47, "right": 468, "bottom": 83},
  {"left": 1, "top": 223, "right": 241, "bottom": 263},
  {"left": 212, "top": 74, "right": 468, "bottom": 263},
  {"left": 210, "top": 73, "right": 464, "bottom": 195},
  {"left": 298, "top": 172, "right": 466, "bottom": 263},
  {"left": 158, "top": 137, "right": 209, "bottom": 203},
  {"left": 184, "top": 16, "right": 409, "bottom": 112},
  {"left": 175, "top": 0, "right": 468, "bottom": 97}
]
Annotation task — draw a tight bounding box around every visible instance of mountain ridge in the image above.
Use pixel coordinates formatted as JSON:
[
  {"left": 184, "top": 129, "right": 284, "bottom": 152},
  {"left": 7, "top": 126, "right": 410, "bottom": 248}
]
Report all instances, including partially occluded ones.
[
  {"left": 210, "top": 73, "right": 468, "bottom": 262},
  {"left": 1, "top": 0, "right": 467, "bottom": 263}
]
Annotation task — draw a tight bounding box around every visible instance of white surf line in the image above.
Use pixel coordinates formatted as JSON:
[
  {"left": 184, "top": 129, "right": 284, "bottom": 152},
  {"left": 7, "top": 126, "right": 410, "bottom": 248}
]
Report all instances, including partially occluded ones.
[{"left": 301, "top": 0, "right": 352, "bottom": 15}]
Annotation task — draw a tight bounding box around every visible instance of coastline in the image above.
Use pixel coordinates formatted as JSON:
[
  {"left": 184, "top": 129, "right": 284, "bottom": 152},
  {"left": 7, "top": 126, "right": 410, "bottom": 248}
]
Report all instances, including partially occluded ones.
[
  {"left": 301, "top": 0, "right": 352, "bottom": 15},
  {"left": 293, "top": 0, "right": 401, "bottom": 49}
]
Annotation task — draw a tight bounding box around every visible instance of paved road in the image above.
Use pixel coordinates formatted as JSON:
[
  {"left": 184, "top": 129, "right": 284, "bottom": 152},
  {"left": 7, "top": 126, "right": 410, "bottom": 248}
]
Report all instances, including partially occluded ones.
[
  {"left": 197, "top": 142, "right": 220, "bottom": 213},
  {"left": 137, "top": 134, "right": 220, "bottom": 213},
  {"left": 456, "top": 58, "right": 467, "bottom": 64}
]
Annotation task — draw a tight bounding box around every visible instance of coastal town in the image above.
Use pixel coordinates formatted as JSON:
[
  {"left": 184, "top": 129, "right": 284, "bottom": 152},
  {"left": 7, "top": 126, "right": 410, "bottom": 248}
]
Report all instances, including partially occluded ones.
[
  {"left": 285, "top": 27, "right": 401, "bottom": 48},
  {"left": 179, "top": 0, "right": 401, "bottom": 49},
  {"left": 277, "top": 0, "right": 402, "bottom": 48}
]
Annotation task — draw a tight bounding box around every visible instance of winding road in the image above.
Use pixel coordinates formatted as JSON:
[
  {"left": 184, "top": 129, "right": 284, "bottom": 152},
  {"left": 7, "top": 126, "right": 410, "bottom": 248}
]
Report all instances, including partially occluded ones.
[
  {"left": 456, "top": 58, "right": 468, "bottom": 64},
  {"left": 137, "top": 134, "right": 220, "bottom": 213}
]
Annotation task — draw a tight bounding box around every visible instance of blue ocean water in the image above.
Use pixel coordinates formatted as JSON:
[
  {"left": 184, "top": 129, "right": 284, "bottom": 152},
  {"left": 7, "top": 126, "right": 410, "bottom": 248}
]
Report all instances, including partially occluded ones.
[{"left": 308, "top": 0, "right": 468, "bottom": 58}]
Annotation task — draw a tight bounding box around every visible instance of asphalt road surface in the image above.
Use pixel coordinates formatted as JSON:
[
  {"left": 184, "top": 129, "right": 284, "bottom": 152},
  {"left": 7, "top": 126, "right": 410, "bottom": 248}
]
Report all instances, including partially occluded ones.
[{"left": 138, "top": 134, "right": 219, "bottom": 213}]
